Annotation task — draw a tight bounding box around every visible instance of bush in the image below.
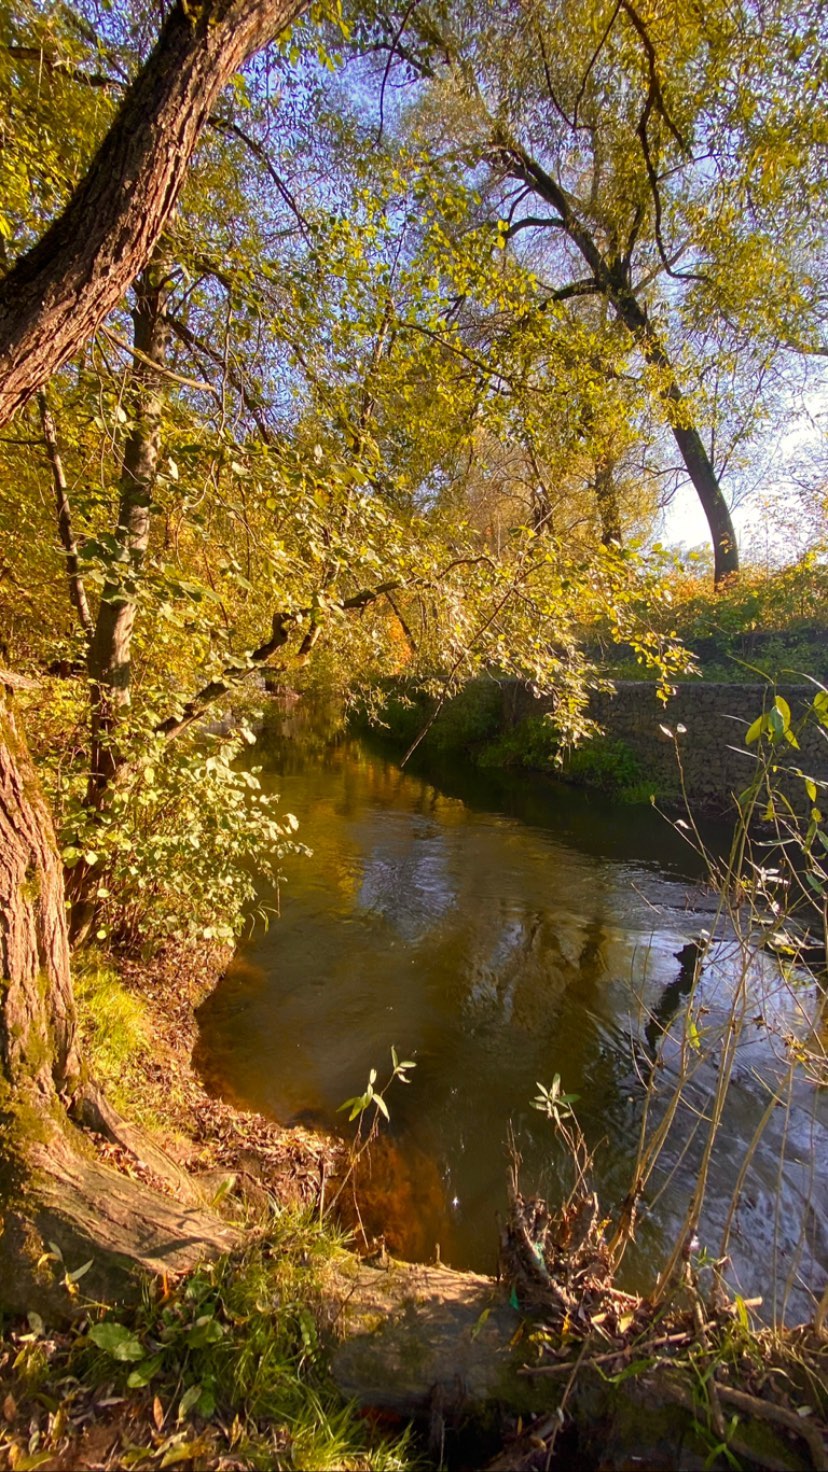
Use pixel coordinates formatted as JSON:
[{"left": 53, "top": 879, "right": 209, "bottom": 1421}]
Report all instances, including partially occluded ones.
[
  {"left": 563, "top": 736, "right": 656, "bottom": 801},
  {"left": 62, "top": 725, "right": 305, "bottom": 953}
]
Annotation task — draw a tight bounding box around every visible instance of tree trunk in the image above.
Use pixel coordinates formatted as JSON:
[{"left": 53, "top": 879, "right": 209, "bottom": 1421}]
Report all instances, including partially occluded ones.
[
  {"left": 594, "top": 451, "right": 622, "bottom": 548},
  {"left": 0, "top": 683, "right": 239, "bottom": 1319},
  {"left": 502, "top": 147, "right": 739, "bottom": 585},
  {"left": 0, "top": 687, "right": 80, "bottom": 1102},
  {"left": 609, "top": 288, "right": 739, "bottom": 586},
  {"left": 0, "top": 0, "right": 306, "bottom": 429},
  {"left": 66, "top": 260, "right": 169, "bottom": 940},
  {"left": 86, "top": 259, "right": 169, "bottom": 775}
]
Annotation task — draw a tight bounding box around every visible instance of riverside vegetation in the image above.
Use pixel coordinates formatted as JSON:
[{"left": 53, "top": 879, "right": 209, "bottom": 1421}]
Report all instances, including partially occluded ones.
[{"left": 0, "top": 0, "right": 827, "bottom": 1466}]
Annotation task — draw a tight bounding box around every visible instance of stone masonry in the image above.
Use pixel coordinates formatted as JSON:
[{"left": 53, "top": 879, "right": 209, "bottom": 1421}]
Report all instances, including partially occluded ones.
[{"left": 503, "top": 681, "right": 828, "bottom": 810}]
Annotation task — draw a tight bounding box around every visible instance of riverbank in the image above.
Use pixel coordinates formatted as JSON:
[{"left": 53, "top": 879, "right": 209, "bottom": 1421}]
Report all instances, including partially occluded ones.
[
  {"left": 360, "top": 677, "right": 828, "bottom": 812},
  {"left": 1, "top": 935, "right": 826, "bottom": 1470}
]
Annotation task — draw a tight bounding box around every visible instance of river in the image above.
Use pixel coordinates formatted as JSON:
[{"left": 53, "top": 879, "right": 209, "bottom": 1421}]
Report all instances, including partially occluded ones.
[{"left": 196, "top": 706, "right": 827, "bottom": 1322}]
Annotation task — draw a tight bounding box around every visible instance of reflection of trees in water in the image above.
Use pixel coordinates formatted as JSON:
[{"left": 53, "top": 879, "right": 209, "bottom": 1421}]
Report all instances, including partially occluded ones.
[
  {"left": 462, "top": 879, "right": 615, "bottom": 1031},
  {"left": 335, "top": 1134, "right": 450, "bottom": 1264}
]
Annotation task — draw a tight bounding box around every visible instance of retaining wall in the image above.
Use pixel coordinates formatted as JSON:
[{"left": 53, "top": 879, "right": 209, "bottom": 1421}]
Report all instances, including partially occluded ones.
[{"left": 502, "top": 681, "right": 828, "bottom": 809}]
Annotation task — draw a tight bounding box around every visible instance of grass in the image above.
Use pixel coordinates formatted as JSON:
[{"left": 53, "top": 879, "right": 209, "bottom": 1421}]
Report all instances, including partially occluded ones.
[
  {"left": 1, "top": 1213, "right": 417, "bottom": 1471},
  {"left": 74, "top": 954, "right": 158, "bottom": 1127}
]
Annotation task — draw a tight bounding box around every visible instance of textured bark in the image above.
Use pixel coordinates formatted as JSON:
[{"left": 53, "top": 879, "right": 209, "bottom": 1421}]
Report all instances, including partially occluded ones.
[
  {"left": 0, "top": 690, "right": 80, "bottom": 1098},
  {"left": 0, "top": 0, "right": 307, "bottom": 428},
  {"left": 1, "top": 1127, "right": 240, "bottom": 1320},
  {"left": 0, "top": 688, "right": 239, "bottom": 1319}
]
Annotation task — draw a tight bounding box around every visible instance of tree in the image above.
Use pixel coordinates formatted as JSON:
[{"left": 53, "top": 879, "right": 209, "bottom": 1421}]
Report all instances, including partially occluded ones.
[
  {"left": 0, "top": 0, "right": 307, "bottom": 427},
  {"left": 0, "top": 0, "right": 308, "bottom": 1315},
  {"left": 353, "top": 0, "right": 828, "bottom": 584},
  {"left": 0, "top": 0, "right": 697, "bottom": 1313}
]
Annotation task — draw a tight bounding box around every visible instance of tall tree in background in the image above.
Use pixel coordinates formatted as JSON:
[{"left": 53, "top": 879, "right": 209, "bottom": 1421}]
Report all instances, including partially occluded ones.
[{"left": 356, "top": 0, "right": 828, "bottom": 584}]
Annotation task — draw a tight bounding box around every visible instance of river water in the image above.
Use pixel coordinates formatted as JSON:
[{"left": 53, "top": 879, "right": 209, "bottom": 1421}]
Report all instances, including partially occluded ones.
[{"left": 196, "top": 709, "right": 827, "bottom": 1321}]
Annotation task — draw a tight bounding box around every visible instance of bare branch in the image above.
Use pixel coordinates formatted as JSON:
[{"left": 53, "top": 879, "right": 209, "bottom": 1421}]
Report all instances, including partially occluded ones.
[
  {"left": 4, "top": 43, "right": 124, "bottom": 90},
  {"left": 208, "top": 113, "right": 312, "bottom": 240},
  {"left": 572, "top": 0, "right": 622, "bottom": 126},
  {"left": 36, "top": 391, "right": 93, "bottom": 638},
  {"left": 165, "top": 314, "right": 275, "bottom": 443}
]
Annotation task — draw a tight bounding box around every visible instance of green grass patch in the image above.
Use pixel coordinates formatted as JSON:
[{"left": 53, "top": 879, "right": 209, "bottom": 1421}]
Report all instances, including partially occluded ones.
[
  {"left": 74, "top": 954, "right": 157, "bottom": 1126},
  {"left": 15, "top": 1212, "right": 417, "bottom": 1470}
]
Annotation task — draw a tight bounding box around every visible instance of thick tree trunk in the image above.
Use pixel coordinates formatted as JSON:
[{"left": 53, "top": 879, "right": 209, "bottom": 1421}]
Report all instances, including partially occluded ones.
[
  {"left": 0, "top": 684, "right": 238, "bottom": 1319},
  {"left": 0, "top": 0, "right": 306, "bottom": 428},
  {"left": 0, "top": 688, "right": 80, "bottom": 1100}
]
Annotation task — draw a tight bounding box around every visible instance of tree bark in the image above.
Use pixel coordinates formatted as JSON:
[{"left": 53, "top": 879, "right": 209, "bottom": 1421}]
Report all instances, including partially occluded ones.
[
  {"left": 0, "top": 686, "right": 80, "bottom": 1101},
  {"left": 87, "top": 260, "right": 169, "bottom": 801},
  {"left": 0, "top": 0, "right": 306, "bottom": 429},
  {"left": 0, "top": 682, "right": 239, "bottom": 1319}
]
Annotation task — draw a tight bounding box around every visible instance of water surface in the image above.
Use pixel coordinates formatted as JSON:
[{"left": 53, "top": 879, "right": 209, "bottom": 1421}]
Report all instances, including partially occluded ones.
[{"left": 197, "top": 713, "right": 826, "bottom": 1317}]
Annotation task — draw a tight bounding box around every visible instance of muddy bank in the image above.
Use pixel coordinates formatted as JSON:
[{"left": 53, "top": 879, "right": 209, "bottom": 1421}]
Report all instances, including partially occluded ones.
[{"left": 91, "top": 939, "right": 345, "bottom": 1214}]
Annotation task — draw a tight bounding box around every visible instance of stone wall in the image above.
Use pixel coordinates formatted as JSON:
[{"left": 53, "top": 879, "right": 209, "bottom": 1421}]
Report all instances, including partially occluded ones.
[{"left": 502, "top": 681, "right": 828, "bottom": 809}]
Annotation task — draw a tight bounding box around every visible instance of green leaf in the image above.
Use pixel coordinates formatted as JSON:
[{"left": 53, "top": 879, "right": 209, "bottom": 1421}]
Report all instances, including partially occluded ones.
[
  {"left": 127, "top": 1354, "right": 164, "bottom": 1388},
  {"left": 197, "top": 1386, "right": 216, "bottom": 1417},
  {"left": 89, "top": 1321, "right": 145, "bottom": 1361},
  {"left": 186, "top": 1314, "right": 225, "bottom": 1348},
  {"left": 178, "top": 1384, "right": 203, "bottom": 1420},
  {"left": 374, "top": 1093, "right": 389, "bottom": 1120}
]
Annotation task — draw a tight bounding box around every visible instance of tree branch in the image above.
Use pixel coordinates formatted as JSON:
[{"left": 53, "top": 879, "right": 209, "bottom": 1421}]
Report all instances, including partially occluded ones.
[
  {"left": 101, "top": 326, "right": 220, "bottom": 397},
  {"left": 165, "top": 314, "right": 275, "bottom": 442},
  {"left": 4, "top": 43, "right": 124, "bottom": 90},
  {"left": 36, "top": 392, "right": 93, "bottom": 638},
  {"left": 0, "top": 0, "right": 307, "bottom": 428},
  {"left": 207, "top": 114, "right": 312, "bottom": 240},
  {"left": 155, "top": 580, "right": 404, "bottom": 743}
]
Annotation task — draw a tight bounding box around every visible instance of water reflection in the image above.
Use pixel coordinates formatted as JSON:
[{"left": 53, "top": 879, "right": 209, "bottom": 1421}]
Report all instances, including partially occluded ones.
[{"left": 196, "top": 716, "right": 826, "bottom": 1317}]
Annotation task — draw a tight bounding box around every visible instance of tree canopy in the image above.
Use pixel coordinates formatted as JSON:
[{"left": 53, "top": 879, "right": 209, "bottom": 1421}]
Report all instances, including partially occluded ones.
[{"left": 0, "top": 0, "right": 826, "bottom": 954}]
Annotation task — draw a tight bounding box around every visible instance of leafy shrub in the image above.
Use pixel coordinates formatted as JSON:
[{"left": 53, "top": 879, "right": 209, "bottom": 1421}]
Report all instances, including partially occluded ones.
[
  {"left": 61, "top": 725, "right": 305, "bottom": 953},
  {"left": 563, "top": 736, "right": 655, "bottom": 801},
  {"left": 478, "top": 714, "right": 559, "bottom": 768}
]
